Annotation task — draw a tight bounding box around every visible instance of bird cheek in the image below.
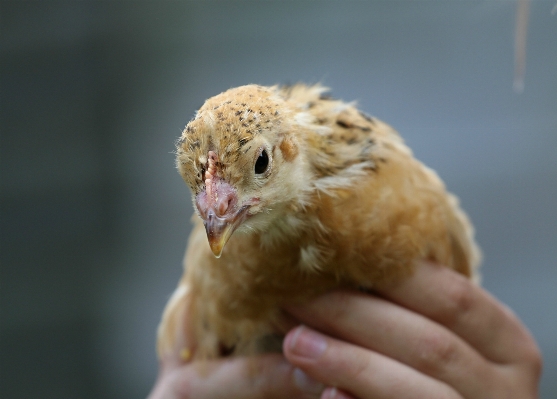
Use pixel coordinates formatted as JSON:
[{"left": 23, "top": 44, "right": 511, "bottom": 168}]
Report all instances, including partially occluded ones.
[{"left": 279, "top": 136, "right": 299, "bottom": 162}]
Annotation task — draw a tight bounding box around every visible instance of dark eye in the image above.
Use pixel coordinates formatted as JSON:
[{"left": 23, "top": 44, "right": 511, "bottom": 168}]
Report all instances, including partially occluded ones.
[{"left": 254, "top": 149, "right": 269, "bottom": 174}]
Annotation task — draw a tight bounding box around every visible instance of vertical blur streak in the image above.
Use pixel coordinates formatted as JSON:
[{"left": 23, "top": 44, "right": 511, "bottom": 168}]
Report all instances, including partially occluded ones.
[{"left": 514, "top": 0, "right": 530, "bottom": 93}]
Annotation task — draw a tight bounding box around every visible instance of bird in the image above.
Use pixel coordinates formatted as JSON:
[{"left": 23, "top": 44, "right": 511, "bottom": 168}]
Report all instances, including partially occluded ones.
[{"left": 156, "top": 83, "right": 481, "bottom": 362}]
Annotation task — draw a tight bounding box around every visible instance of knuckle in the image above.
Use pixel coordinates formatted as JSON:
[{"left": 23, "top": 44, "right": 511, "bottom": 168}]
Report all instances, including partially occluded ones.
[
  {"left": 324, "top": 342, "right": 368, "bottom": 387},
  {"left": 444, "top": 276, "right": 475, "bottom": 317},
  {"left": 350, "top": 355, "right": 372, "bottom": 381},
  {"left": 414, "top": 331, "right": 458, "bottom": 375}
]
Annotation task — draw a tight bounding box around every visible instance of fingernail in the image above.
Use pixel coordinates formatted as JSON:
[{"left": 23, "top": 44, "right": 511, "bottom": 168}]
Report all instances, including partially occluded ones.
[
  {"left": 322, "top": 387, "right": 341, "bottom": 399},
  {"left": 288, "top": 326, "right": 327, "bottom": 359},
  {"left": 293, "top": 367, "right": 324, "bottom": 394}
]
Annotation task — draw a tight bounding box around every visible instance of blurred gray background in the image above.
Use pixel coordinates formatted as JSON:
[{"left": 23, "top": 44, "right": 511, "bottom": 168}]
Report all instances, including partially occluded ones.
[{"left": 1, "top": 1, "right": 556, "bottom": 398}]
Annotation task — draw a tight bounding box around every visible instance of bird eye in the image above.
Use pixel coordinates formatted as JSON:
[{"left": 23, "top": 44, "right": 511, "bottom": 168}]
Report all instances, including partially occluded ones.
[{"left": 254, "top": 149, "right": 269, "bottom": 175}]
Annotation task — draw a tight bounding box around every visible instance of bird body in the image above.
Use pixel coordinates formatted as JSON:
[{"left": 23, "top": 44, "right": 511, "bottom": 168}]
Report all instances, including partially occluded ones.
[{"left": 157, "top": 84, "right": 481, "bottom": 361}]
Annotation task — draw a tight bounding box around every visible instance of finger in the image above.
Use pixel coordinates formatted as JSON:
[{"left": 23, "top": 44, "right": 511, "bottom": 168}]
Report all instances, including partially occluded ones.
[
  {"left": 286, "top": 292, "right": 498, "bottom": 399},
  {"left": 157, "top": 283, "right": 198, "bottom": 367},
  {"left": 284, "top": 326, "right": 462, "bottom": 399},
  {"left": 321, "top": 387, "right": 357, "bottom": 399},
  {"left": 376, "top": 261, "right": 539, "bottom": 364},
  {"left": 160, "top": 354, "right": 324, "bottom": 399}
]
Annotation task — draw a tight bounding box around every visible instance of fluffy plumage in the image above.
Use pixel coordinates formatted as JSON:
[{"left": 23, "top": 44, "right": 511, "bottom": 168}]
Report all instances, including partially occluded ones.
[{"left": 157, "top": 84, "right": 481, "bottom": 361}]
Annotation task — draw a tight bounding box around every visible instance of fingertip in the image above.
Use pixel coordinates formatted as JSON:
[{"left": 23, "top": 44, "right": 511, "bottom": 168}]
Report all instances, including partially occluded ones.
[
  {"left": 283, "top": 324, "right": 304, "bottom": 354},
  {"left": 293, "top": 367, "right": 325, "bottom": 396},
  {"left": 284, "top": 325, "right": 328, "bottom": 361},
  {"left": 321, "top": 387, "right": 356, "bottom": 399}
]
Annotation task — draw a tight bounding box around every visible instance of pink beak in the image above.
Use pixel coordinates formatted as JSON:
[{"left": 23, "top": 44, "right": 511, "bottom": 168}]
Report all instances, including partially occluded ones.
[{"left": 195, "top": 180, "right": 249, "bottom": 258}]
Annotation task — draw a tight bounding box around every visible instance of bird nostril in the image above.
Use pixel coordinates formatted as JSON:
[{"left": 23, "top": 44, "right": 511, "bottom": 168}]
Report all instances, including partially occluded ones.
[
  {"left": 217, "top": 195, "right": 230, "bottom": 216},
  {"left": 204, "top": 180, "right": 237, "bottom": 217}
]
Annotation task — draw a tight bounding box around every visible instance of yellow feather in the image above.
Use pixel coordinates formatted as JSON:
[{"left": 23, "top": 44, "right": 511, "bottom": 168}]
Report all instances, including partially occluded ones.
[{"left": 159, "top": 84, "right": 481, "bottom": 360}]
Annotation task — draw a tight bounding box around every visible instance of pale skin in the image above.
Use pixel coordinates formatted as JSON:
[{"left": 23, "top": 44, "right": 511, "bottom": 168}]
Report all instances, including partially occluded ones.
[{"left": 147, "top": 261, "right": 542, "bottom": 399}]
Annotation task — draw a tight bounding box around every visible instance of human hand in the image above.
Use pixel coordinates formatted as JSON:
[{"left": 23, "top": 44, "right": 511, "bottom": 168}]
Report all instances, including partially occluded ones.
[
  {"left": 147, "top": 303, "right": 325, "bottom": 399},
  {"left": 283, "top": 261, "right": 542, "bottom": 399},
  {"left": 147, "top": 353, "right": 327, "bottom": 399}
]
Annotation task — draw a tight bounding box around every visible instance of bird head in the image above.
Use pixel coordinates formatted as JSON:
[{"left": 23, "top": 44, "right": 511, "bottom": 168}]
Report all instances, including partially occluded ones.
[{"left": 175, "top": 85, "right": 312, "bottom": 257}]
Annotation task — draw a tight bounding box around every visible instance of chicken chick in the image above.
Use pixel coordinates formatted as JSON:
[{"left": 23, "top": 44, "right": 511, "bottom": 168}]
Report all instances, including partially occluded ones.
[{"left": 157, "top": 84, "right": 481, "bottom": 361}]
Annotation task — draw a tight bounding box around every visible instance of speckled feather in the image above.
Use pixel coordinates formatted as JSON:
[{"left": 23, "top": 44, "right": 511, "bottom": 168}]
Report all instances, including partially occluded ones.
[{"left": 159, "top": 84, "right": 481, "bottom": 360}]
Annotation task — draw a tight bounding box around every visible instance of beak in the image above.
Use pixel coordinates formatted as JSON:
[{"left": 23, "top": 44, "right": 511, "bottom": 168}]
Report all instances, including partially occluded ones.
[{"left": 203, "top": 206, "right": 249, "bottom": 258}]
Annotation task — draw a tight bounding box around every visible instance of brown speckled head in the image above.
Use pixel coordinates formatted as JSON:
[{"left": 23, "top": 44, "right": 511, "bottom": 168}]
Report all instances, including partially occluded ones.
[
  {"left": 176, "top": 84, "right": 315, "bottom": 256},
  {"left": 176, "top": 85, "right": 294, "bottom": 196}
]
